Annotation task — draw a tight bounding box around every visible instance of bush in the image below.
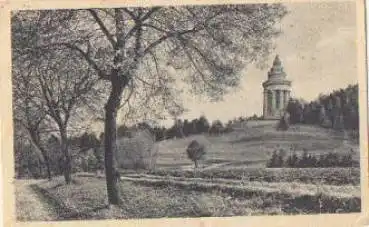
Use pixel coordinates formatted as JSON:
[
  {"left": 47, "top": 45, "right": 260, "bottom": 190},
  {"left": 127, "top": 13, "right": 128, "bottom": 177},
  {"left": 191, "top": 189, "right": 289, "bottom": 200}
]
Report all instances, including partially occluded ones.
[
  {"left": 186, "top": 140, "right": 206, "bottom": 169},
  {"left": 266, "top": 149, "right": 286, "bottom": 168},
  {"left": 116, "top": 129, "right": 158, "bottom": 170},
  {"left": 286, "top": 152, "right": 299, "bottom": 167},
  {"left": 277, "top": 113, "right": 290, "bottom": 131},
  {"left": 267, "top": 148, "right": 356, "bottom": 168}
]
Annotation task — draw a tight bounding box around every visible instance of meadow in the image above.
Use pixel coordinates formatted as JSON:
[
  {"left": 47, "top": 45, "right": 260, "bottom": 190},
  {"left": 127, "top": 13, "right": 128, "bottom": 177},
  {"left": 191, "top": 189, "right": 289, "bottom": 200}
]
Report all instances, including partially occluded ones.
[{"left": 16, "top": 121, "right": 361, "bottom": 220}]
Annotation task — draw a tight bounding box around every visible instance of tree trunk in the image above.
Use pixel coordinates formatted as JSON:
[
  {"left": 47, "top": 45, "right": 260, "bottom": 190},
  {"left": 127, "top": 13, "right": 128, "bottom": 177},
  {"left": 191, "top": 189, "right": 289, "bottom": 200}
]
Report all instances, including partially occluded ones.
[
  {"left": 60, "top": 127, "right": 72, "bottom": 184},
  {"left": 43, "top": 153, "right": 52, "bottom": 180},
  {"left": 29, "top": 133, "right": 52, "bottom": 180},
  {"left": 104, "top": 76, "right": 126, "bottom": 205},
  {"left": 38, "top": 159, "right": 43, "bottom": 177}
]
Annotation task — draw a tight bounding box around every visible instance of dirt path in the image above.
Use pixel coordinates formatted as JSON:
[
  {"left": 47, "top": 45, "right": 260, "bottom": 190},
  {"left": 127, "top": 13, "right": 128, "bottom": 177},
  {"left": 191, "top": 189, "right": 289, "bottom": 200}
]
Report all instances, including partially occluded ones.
[{"left": 15, "top": 179, "right": 58, "bottom": 221}]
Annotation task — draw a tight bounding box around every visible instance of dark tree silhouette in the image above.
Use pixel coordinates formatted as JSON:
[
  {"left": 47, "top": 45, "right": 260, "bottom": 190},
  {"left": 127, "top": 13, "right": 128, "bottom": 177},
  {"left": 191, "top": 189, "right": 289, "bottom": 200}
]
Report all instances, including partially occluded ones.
[{"left": 285, "top": 84, "right": 358, "bottom": 132}]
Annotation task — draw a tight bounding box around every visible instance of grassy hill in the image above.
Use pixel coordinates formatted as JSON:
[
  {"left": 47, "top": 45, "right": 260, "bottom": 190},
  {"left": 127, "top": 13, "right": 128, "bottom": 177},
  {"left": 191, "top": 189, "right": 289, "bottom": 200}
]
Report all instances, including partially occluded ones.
[{"left": 155, "top": 120, "right": 359, "bottom": 171}]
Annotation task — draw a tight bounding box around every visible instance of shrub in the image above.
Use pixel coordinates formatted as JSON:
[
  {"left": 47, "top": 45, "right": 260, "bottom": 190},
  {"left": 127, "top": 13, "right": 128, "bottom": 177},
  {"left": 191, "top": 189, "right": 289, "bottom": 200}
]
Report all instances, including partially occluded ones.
[
  {"left": 340, "top": 153, "right": 354, "bottom": 167},
  {"left": 277, "top": 149, "right": 286, "bottom": 167},
  {"left": 186, "top": 140, "right": 206, "bottom": 169},
  {"left": 267, "top": 148, "right": 356, "bottom": 168},
  {"left": 286, "top": 152, "right": 299, "bottom": 167},
  {"left": 266, "top": 150, "right": 279, "bottom": 168},
  {"left": 277, "top": 113, "right": 290, "bottom": 131},
  {"left": 116, "top": 129, "right": 158, "bottom": 170},
  {"left": 267, "top": 149, "right": 286, "bottom": 168},
  {"left": 298, "top": 149, "right": 317, "bottom": 168}
]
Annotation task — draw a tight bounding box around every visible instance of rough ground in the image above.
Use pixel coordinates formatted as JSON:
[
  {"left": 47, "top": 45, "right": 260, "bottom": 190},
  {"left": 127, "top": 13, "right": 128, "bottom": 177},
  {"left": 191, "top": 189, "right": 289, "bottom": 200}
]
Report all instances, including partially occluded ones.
[{"left": 15, "top": 179, "right": 57, "bottom": 221}]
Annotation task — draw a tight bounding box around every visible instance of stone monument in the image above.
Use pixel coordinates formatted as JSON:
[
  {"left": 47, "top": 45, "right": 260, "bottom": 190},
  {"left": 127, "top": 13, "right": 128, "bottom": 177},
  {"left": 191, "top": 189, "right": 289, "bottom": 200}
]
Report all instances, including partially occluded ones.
[{"left": 262, "top": 55, "right": 292, "bottom": 120}]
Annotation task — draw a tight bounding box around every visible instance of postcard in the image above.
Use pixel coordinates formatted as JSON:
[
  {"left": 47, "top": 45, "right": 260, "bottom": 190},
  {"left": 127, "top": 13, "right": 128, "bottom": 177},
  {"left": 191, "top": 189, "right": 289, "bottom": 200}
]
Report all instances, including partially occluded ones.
[{"left": 1, "top": 0, "right": 368, "bottom": 226}]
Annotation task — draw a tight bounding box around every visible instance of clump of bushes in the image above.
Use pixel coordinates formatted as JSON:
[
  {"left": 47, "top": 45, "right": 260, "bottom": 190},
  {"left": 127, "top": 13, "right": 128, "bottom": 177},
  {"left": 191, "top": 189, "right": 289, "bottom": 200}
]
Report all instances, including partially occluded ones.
[
  {"left": 116, "top": 129, "right": 158, "bottom": 170},
  {"left": 267, "top": 148, "right": 358, "bottom": 168}
]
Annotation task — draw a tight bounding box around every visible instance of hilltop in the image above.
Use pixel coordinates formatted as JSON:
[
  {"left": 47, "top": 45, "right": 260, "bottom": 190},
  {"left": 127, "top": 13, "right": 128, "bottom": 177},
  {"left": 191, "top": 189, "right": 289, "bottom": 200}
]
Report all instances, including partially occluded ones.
[{"left": 156, "top": 120, "right": 359, "bottom": 171}]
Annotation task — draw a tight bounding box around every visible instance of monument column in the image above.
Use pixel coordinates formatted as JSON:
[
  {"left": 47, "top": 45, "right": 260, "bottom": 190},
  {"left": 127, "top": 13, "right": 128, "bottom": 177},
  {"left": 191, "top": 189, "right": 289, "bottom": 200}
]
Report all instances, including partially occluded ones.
[
  {"left": 263, "top": 90, "right": 268, "bottom": 118},
  {"left": 271, "top": 90, "right": 276, "bottom": 114},
  {"left": 279, "top": 90, "right": 284, "bottom": 110},
  {"left": 283, "top": 90, "right": 288, "bottom": 108}
]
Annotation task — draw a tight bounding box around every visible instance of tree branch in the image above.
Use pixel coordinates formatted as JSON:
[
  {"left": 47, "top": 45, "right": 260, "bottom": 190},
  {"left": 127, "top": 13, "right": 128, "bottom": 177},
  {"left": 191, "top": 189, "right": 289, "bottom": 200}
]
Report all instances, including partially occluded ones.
[
  {"left": 140, "top": 7, "right": 161, "bottom": 21},
  {"left": 122, "top": 8, "right": 137, "bottom": 21},
  {"left": 143, "top": 27, "right": 202, "bottom": 56},
  {"left": 61, "top": 43, "right": 110, "bottom": 80},
  {"left": 88, "top": 9, "right": 117, "bottom": 48}
]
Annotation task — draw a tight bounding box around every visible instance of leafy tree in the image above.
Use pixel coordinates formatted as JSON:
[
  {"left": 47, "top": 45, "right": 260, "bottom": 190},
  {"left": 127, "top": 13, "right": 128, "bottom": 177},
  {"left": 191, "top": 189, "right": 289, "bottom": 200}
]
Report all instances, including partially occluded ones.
[
  {"left": 182, "top": 119, "right": 190, "bottom": 136},
  {"left": 267, "top": 150, "right": 279, "bottom": 168},
  {"left": 209, "top": 120, "right": 224, "bottom": 135},
  {"left": 13, "top": 4, "right": 287, "bottom": 204},
  {"left": 197, "top": 115, "right": 210, "bottom": 133},
  {"left": 287, "top": 151, "right": 299, "bottom": 167},
  {"left": 277, "top": 149, "right": 286, "bottom": 167},
  {"left": 277, "top": 112, "right": 289, "bottom": 131},
  {"left": 191, "top": 119, "right": 199, "bottom": 135},
  {"left": 186, "top": 140, "right": 206, "bottom": 169},
  {"left": 286, "top": 99, "right": 304, "bottom": 124},
  {"left": 318, "top": 105, "right": 326, "bottom": 125}
]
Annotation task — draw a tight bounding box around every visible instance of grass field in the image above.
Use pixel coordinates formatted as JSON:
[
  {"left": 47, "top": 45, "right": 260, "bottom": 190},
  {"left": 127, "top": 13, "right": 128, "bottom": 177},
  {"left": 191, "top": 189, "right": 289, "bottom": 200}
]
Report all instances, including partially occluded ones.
[
  {"left": 15, "top": 121, "right": 361, "bottom": 220},
  {"left": 29, "top": 174, "right": 359, "bottom": 220},
  {"left": 155, "top": 121, "right": 359, "bottom": 170}
]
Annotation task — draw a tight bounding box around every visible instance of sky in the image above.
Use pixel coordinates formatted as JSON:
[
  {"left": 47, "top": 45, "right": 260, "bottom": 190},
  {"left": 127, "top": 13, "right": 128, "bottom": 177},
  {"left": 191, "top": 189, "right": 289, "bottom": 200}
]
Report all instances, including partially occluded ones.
[{"left": 156, "top": 1, "right": 357, "bottom": 127}]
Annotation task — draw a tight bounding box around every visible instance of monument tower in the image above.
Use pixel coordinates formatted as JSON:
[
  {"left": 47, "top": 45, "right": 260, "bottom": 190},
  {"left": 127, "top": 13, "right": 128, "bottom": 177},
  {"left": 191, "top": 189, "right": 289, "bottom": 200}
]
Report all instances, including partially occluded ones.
[{"left": 262, "top": 55, "right": 292, "bottom": 120}]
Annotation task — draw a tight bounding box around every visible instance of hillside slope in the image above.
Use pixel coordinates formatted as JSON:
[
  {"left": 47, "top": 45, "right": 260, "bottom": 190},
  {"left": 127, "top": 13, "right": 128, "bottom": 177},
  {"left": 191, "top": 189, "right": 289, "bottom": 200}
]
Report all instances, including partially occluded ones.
[{"left": 156, "top": 121, "right": 359, "bottom": 170}]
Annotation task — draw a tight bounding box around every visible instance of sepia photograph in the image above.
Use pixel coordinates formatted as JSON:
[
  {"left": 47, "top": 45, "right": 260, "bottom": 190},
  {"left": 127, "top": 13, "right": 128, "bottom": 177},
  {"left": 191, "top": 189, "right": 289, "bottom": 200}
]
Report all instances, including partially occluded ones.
[{"left": 3, "top": 0, "right": 367, "bottom": 225}]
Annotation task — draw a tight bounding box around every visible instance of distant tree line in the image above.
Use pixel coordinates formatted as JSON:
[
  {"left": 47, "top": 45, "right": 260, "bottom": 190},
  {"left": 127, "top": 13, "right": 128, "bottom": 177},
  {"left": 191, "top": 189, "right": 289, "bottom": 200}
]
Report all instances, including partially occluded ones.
[
  {"left": 267, "top": 148, "right": 358, "bottom": 168},
  {"left": 116, "top": 115, "right": 236, "bottom": 141},
  {"left": 284, "top": 84, "right": 359, "bottom": 131}
]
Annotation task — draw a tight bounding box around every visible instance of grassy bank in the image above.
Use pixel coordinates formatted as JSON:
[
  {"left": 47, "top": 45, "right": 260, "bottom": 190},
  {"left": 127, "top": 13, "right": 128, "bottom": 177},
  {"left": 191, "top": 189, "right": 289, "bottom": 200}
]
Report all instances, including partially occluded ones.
[
  {"left": 33, "top": 174, "right": 360, "bottom": 220},
  {"left": 143, "top": 167, "right": 360, "bottom": 185}
]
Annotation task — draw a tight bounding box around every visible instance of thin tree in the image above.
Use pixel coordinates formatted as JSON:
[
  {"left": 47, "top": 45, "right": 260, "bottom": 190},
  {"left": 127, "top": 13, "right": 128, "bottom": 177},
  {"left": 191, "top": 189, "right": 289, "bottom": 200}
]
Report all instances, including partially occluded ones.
[
  {"left": 12, "top": 56, "right": 55, "bottom": 179},
  {"left": 13, "top": 4, "right": 287, "bottom": 204}
]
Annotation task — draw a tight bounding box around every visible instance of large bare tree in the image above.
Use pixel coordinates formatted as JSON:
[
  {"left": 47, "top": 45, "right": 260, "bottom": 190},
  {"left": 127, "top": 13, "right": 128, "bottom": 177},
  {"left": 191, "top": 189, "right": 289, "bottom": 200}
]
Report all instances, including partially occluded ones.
[{"left": 12, "top": 4, "right": 287, "bottom": 204}]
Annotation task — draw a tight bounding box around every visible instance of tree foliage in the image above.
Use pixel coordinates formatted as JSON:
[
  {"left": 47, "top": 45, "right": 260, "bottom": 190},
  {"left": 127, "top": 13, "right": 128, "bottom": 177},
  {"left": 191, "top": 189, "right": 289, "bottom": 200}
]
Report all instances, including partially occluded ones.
[{"left": 285, "top": 84, "right": 359, "bottom": 132}]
